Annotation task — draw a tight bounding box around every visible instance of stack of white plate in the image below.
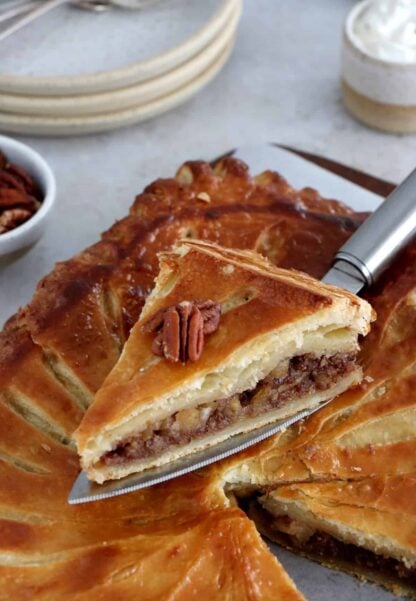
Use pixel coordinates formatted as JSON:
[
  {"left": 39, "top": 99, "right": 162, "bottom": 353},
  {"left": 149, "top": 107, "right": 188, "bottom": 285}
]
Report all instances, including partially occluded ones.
[{"left": 0, "top": 0, "right": 241, "bottom": 135}]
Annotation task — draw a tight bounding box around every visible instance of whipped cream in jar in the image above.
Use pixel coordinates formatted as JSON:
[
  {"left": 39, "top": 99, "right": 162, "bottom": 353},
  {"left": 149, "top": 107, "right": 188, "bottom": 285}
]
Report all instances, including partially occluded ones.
[{"left": 342, "top": 0, "right": 416, "bottom": 133}]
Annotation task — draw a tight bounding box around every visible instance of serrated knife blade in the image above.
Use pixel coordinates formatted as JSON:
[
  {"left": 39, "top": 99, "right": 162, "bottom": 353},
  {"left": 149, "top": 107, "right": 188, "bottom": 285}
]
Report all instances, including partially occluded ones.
[{"left": 68, "top": 144, "right": 416, "bottom": 504}]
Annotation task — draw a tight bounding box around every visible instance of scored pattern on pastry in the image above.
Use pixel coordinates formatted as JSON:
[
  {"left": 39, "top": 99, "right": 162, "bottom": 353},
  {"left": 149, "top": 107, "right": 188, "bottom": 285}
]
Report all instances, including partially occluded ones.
[{"left": 1, "top": 157, "right": 412, "bottom": 598}]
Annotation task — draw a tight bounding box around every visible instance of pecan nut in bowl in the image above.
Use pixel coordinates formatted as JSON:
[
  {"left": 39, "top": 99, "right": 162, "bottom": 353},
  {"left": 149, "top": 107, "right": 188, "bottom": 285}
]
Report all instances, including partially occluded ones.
[
  {"left": 0, "top": 208, "right": 34, "bottom": 234},
  {"left": 0, "top": 134, "right": 55, "bottom": 258},
  {"left": 0, "top": 151, "right": 42, "bottom": 235}
]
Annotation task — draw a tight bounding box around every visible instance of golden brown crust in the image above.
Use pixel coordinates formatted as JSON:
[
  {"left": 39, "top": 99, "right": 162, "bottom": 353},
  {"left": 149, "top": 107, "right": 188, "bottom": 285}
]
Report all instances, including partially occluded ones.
[
  {"left": 1, "top": 156, "right": 411, "bottom": 599},
  {"left": 0, "top": 507, "right": 305, "bottom": 601},
  {"left": 3, "top": 157, "right": 354, "bottom": 600}
]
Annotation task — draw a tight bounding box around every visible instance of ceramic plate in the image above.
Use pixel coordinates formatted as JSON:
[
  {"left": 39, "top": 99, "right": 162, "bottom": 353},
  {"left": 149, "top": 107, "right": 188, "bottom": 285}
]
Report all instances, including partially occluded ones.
[
  {"left": 0, "top": 0, "right": 237, "bottom": 94},
  {"left": 0, "top": 0, "right": 240, "bottom": 116},
  {"left": 0, "top": 39, "right": 234, "bottom": 135}
]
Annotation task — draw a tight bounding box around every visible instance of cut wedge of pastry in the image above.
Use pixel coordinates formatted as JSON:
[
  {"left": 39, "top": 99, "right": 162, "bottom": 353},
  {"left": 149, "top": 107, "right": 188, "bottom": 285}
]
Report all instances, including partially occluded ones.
[
  {"left": 257, "top": 475, "right": 416, "bottom": 596},
  {"left": 74, "top": 240, "right": 374, "bottom": 483}
]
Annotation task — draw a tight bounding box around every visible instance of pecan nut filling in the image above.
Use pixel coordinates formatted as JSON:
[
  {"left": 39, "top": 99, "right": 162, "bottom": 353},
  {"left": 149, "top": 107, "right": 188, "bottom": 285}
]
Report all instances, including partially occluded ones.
[
  {"left": 101, "top": 352, "right": 357, "bottom": 467},
  {"left": 271, "top": 519, "right": 416, "bottom": 585}
]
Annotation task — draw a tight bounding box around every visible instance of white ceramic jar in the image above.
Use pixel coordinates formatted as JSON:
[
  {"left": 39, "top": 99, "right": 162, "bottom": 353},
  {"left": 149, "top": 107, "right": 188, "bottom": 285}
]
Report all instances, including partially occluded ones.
[{"left": 342, "top": 0, "right": 416, "bottom": 133}]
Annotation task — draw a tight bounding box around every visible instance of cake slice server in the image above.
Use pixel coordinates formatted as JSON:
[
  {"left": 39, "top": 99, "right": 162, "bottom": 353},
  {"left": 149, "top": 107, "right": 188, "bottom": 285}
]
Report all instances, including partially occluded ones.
[{"left": 68, "top": 144, "right": 416, "bottom": 504}]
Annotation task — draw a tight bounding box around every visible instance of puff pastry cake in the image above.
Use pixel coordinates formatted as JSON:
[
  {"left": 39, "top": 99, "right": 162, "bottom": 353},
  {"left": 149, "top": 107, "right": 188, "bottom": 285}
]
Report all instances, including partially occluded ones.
[
  {"left": 1, "top": 155, "right": 413, "bottom": 599},
  {"left": 75, "top": 239, "right": 372, "bottom": 483}
]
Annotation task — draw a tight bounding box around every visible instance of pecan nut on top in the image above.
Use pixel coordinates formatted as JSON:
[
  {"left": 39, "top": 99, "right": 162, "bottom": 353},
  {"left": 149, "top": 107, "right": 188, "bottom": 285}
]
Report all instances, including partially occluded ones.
[{"left": 142, "top": 300, "right": 221, "bottom": 363}]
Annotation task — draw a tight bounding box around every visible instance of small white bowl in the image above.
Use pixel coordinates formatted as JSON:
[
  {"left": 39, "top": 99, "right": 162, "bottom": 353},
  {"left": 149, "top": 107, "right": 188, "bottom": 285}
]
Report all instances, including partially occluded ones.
[{"left": 0, "top": 134, "right": 56, "bottom": 258}]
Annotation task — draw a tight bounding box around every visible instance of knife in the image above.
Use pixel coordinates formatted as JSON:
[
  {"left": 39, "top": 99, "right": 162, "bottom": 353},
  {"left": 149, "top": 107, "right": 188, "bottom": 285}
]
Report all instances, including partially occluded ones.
[{"left": 68, "top": 144, "right": 416, "bottom": 504}]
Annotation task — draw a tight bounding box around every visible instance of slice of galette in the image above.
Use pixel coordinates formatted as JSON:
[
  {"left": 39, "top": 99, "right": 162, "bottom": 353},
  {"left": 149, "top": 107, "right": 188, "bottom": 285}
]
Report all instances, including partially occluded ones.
[{"left": 74, "top": 240, "right": 374, "bottom": 483}]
